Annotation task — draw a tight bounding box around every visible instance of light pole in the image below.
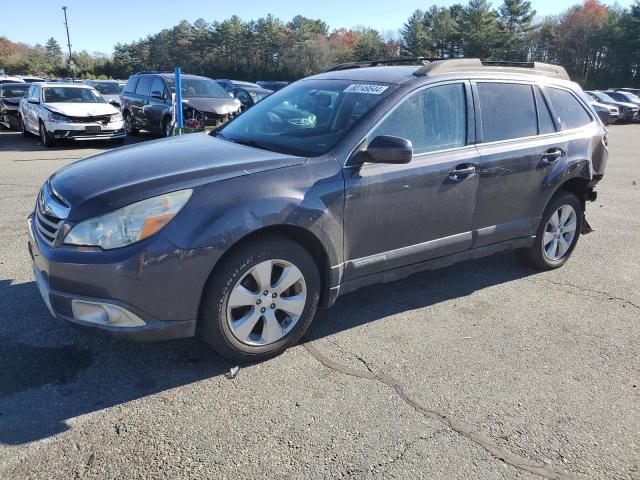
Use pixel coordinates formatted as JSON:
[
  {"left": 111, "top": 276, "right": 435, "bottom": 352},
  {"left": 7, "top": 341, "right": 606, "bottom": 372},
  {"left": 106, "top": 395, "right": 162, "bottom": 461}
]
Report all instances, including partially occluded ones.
[{"left": 62, "top": 6, "right": 74, "bottom": 78}]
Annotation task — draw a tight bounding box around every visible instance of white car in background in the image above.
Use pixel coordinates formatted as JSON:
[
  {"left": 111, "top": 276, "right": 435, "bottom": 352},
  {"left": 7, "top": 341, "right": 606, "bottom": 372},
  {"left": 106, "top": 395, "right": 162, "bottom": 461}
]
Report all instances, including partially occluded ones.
[
  {"left": 18, "top": 82, "right": 125, "bottom": 147},
  {"left": 0, "top": 75, "right": 26, "bottom": 84}
]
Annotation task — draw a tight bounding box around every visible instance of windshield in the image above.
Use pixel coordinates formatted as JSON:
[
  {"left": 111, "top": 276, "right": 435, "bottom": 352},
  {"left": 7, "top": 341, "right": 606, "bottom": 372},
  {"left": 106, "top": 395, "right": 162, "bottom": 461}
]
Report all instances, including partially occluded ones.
[
  {"left": 592, "top": 92, "right": 615, "bottom": 103},
  {"left": 165, "top": 77, "right": 228, "bottom": 98},
  {"left": 42, "top": 87, "right": 106, "bottom": 104},
  {"left": 218, "top": 79, "right": 395, "bottom": 156},
  {"left": 0, "top": 84, "right": 29, "bottom": 98},
  {"left": 92, "top": 82, "right": 121, "bottom": 95}
]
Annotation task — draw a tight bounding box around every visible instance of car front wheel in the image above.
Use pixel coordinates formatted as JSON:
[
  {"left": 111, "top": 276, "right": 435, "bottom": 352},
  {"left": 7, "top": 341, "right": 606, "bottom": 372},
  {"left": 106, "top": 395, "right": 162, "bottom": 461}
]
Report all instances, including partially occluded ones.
[
  {"left": 518, "top": 191, "right": 583, "bottom": 270},
  {"left": 39, "top": 121, "right": 56, "bottom": 147},
  {"left": 124, "top": 111, "right": 137, "bottom": 135},
  {"left": 20, "top": 115, "right": 32, "bottom": 137},
  {"left": 199, "top": 235, "right": 320, "bottom": 361}
]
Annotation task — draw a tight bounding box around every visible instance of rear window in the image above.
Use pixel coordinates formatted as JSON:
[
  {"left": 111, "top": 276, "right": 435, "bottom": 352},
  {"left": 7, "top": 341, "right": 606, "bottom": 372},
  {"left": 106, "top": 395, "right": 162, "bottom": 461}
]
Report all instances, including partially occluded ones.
[
  {"left": 135, "top": 76, "right": 154, "bottom": 96},
  {"left": 545, "top": 87, "right": 592, "bottom": 130},
  {"left": 123, "top": 76, "right": 138, "bottom": 93},
  {"left": 478, "top": 83, "right": 537, "bottom": 142}
]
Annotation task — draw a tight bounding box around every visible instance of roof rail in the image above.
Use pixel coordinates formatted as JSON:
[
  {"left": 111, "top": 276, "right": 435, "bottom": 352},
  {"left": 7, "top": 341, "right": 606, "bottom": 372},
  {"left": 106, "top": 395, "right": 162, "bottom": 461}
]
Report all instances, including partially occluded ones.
[
  {"left": 133, "top": 71, "right": 175, "bottom": 75},
  {"left": 413, "top": 59, "right": 570, "bottom": 80},
  {"left": 322, "top": 57, "right": 443, "bottom": 73}
]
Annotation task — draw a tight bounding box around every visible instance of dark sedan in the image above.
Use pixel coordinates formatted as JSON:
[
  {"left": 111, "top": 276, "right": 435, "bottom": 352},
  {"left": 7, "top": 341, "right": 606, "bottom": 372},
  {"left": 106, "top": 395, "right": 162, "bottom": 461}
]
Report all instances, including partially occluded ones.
[{"left": 0, "top": 82, "right": 31, "bottom": 130}]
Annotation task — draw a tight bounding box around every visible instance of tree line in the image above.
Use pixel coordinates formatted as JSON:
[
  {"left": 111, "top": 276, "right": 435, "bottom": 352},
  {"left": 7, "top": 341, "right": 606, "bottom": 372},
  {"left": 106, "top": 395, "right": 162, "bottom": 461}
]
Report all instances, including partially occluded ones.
[{"left": 1, "top": 0, "right": 639, "bottom": 88}]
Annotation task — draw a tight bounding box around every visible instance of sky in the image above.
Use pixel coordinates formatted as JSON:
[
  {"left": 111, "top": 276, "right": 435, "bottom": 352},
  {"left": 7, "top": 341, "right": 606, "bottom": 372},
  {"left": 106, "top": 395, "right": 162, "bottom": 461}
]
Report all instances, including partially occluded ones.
[{"left": 1, "top": 0, "right": 634, "bottom": 55}]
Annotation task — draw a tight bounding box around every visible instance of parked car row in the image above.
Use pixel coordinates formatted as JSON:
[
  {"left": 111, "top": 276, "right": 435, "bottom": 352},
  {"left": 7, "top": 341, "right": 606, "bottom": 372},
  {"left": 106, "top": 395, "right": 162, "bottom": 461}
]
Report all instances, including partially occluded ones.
[{"left": 585, "top": 89, "right": 640, "bottom": 124}]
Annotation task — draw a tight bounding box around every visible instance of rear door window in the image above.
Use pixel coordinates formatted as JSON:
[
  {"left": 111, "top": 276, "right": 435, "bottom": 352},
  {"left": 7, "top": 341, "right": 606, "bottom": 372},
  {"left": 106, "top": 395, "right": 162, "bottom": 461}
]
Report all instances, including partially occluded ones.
[
  {"left": 123, "top": 76, "right": 139, "bottom": 93},
  {"left": 477, "top": 82, "right": 537, "bottom": 142},
  {"left": 135, "top": 76, "right": 153, "bottom": 97},
  {"left": 545, "top": 87, "right": 593, "bottom": 130},
  {"left": 370, "top": 83, "right": 467, "bottom": 155}
]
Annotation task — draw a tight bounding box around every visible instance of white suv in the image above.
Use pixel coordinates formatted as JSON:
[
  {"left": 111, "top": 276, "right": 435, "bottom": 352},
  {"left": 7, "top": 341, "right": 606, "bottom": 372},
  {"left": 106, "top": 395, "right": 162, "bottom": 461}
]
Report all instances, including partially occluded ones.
[{"left": 19, "top": 82, "right": 126, "bottom": 147}]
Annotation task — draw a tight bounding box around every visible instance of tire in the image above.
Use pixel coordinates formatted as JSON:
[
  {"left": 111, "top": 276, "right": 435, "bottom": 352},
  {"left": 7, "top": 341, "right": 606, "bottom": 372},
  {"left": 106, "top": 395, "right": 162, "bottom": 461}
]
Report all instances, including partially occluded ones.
[
  {"left": 39, "top": 121, "right": 56, "bottom": 147},
  {"left": 161, "top": 116, "right": 172, "bottom": 138},
  {"left": 518, "top": 191, "right": 583, "bottom": 270},
  {"left": 199, "top": 234, "right": 321, "bottom": 361},
  {"left": 20, "top": 115, "right": 32, "bottom": 137},
  {"left": 124, "top": 111, "right": 137, "bottom": 135}
]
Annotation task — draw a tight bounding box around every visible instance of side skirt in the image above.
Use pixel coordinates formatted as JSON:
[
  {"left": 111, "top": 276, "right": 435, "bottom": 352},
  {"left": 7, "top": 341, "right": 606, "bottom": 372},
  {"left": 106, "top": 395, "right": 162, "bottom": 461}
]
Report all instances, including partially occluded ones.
[{"left": 327, "top": 236, "right": 535, "bottom": 303}]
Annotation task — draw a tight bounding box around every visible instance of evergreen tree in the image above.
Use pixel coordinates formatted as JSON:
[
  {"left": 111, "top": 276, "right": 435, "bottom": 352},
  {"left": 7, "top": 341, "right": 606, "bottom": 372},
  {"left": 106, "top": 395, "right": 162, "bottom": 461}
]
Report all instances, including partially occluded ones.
[
  {"left": 498, "top": 0, "right": 536, "bottom": 60},
  {"left": 401, "top": 10, "right": 431, "bottom": 56},
  {"left": 459, "top": 0, "right": 500, "bottom": 59},
  {"left": 44, "top": 37, "right": 63, "bottom": 67}
]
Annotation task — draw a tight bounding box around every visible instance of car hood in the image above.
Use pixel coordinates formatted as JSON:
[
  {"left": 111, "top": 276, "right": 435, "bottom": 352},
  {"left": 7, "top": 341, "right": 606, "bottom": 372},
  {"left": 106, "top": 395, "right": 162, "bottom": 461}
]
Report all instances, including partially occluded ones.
[
  {"left": 49, "top": 133, "right": 306, "bottom": 221},
  {"left": 182, "top": 97, "right": 240, "bottom": 115},
  {"left": 2, "top": 97, "right": 23, "bottom": 106},
  {"left": 613, "top": 101, "right": 638, "bottom": 109},
  {"left": 101, "top": 94, "right": 120, "bottom": 103},
  {"left": 44, "top": 102, "right": 119, "bottom": 117}
]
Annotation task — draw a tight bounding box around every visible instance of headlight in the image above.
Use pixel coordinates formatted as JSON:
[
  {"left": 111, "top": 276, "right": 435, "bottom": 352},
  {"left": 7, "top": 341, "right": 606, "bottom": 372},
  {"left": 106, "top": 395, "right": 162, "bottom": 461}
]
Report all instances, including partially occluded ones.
[
  {"left": 110, "top": 112, "right": 123, "bottom": 122},
  {"left": 48, "top": 112, "right": 70, "bottom": 123},
  {"left": 63, "top": 189, "right": 192, "bottom": 249}
]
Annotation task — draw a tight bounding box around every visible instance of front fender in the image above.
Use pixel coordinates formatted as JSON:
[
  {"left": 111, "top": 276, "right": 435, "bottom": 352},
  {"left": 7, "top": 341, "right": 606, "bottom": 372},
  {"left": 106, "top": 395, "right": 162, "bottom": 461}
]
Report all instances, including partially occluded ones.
[{"left": 163, "top": 158, "right": 344, "bottom": 280}]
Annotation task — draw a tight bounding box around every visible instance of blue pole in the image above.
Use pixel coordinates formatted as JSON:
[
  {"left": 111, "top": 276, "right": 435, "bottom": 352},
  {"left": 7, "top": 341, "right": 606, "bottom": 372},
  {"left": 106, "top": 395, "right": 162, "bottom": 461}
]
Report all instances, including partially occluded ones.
[{"left": 175, "top": 67, "right": 183, "bottom": 130}]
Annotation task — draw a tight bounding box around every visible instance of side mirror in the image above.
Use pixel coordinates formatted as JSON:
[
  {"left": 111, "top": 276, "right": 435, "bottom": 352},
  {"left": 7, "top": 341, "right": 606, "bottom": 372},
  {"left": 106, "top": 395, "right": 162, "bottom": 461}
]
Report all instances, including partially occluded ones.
[
  {"left": 108, "top": 98, "right": 119, "bottom": 106},
  {"left": 28, "top": 97, "right": 39, "bottom": 104},
  {"left": 151, "top": 90, "right": 163, "bottom": 99},
  {"left": 365, "top": 135, "right": 412, "bottom": 164}
]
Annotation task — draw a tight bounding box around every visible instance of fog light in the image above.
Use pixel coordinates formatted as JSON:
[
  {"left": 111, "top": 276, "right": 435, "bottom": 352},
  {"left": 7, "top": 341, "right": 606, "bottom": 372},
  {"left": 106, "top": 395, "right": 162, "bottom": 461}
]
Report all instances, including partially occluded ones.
[{"left": 71, "top": 299, "right": 146, "bottom": 327}]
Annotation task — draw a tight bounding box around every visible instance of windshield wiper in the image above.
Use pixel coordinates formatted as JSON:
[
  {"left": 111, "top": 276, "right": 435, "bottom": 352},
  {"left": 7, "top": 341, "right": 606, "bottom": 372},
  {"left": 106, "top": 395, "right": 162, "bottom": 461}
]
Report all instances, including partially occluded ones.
[{"left": 216, "top": 132, "right": 276, "bottom": 152}]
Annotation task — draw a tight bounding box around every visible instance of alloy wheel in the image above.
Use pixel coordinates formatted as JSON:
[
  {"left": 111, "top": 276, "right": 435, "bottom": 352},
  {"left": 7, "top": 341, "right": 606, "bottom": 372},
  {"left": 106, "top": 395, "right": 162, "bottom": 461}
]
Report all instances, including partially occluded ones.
[
  {"left": 226, "top": 259, "right": 307, "bottom": 346},
  {"left": 542, "top": 204, "right": 577, "bottom": 261}
]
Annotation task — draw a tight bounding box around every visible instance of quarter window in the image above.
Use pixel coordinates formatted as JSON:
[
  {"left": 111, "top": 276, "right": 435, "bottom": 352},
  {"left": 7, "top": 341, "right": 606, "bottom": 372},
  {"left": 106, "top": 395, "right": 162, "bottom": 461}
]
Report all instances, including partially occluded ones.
[
  {"left": 369, "top": 83, "right": 467, "bottom": 155},
  {"left": 545, "top": 87, "right": 592, "bottom": 130},
  {"left": 477, "top": 83, "right": 537, "bottom": 142}
]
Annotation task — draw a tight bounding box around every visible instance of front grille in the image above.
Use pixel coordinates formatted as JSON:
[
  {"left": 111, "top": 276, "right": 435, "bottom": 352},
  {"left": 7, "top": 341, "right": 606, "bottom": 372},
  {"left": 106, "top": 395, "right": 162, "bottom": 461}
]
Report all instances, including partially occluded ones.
[
  {"left": 35, "top": 208, "right": 63, "bottom": 247},
  {"left": 67, "top": 115, "right": 111, "bottom": 125},
  {"left": 34, "top": 182, "right": 70, "bottom": 248}
]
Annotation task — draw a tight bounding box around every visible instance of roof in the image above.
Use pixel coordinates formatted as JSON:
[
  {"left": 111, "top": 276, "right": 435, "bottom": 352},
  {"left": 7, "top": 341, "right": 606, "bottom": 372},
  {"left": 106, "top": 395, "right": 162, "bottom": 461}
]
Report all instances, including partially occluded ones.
[
  {"left": 307, "top": 66, "right": 421, "bottom": 84},
  {"left": 38, "top": 82, "right": 93, "bottom": 88},
  {"left": 0, "top": 82, "right": 31, "bottom": 87},
  {"left": 312, "top": 58, "right": 570, "bottom": 84}
]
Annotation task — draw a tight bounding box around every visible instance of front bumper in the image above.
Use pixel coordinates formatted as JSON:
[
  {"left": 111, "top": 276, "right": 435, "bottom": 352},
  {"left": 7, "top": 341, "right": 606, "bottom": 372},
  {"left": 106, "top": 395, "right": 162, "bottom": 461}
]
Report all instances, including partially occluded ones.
[
  {"left": 44, "top": 119, "right": 126, "bottom": 140},
  {"left": 1, "top": 109, "right": 19, "bottom": 129},
  {"left": 27, "top": 215, "right": 205, "bottom": 342}
]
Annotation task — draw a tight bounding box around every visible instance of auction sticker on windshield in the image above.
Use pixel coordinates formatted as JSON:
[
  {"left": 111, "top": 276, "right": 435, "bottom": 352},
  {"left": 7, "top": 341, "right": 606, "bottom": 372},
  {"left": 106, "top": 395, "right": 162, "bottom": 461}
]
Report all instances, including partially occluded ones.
[{"left": 343, "top": 84, "right": 389, "bottom": 95}]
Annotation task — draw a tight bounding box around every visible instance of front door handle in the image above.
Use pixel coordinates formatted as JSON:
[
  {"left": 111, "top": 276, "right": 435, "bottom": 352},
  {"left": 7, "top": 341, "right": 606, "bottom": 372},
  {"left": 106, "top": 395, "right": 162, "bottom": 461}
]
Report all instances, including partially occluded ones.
[
  {"left": 542, "top": 148, "right": 563, "bottom": 163},
  {"left": 448, "top": 164, "right": 477, "bottom": 180}
]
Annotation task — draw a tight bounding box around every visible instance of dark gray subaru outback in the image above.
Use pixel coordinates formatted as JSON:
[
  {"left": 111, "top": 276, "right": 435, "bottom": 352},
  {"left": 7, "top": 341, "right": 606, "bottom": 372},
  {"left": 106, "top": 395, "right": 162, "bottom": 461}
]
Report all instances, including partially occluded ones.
[{"left": 28, "top": 59, "right": 608, "bottom": 360}]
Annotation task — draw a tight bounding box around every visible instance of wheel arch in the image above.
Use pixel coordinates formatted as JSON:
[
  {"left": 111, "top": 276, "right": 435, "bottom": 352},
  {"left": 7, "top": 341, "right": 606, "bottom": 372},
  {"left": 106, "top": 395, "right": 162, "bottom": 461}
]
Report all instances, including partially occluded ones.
[{"left": 198, "top": 224, "right": 334, "bottom": 323}]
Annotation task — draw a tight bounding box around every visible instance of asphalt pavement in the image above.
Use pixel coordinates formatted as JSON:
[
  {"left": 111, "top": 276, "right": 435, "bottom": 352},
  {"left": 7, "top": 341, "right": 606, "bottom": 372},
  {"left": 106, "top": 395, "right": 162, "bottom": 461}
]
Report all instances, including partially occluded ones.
[{"left": 0, "top": 127, "right": 638, "bottom": 479}]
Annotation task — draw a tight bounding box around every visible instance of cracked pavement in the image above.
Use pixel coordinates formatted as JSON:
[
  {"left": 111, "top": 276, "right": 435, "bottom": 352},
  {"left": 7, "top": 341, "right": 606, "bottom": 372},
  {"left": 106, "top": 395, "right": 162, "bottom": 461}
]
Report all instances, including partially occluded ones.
[{"left": 1, "top": 127, "right": 639, "bottom": 479}]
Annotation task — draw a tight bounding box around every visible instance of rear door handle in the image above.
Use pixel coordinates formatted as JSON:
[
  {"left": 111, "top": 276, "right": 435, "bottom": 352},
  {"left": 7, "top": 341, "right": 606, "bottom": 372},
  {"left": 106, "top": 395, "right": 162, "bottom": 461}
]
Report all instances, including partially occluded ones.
[
  {"left": 448, "top": 165, "right": 477, "bottom": 180},
  {"left": 542, "top": 148, "right": 563, "bottom": 163}
]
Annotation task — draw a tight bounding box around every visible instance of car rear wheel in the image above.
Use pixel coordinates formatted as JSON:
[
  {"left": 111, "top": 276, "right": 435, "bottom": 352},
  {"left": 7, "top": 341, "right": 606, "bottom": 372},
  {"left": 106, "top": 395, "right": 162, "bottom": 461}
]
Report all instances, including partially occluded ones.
[
  {"left": 199, "top": 235, "right": 320, "bottom": 361},
  {"left": 20, "top": 115, "right": 32, "bottom": 137},
  {"left": 518, "top": 191, "right": 583, "bottom": 270},
  {"left": 39, "top": 121, "right": 56, "bottom": 147},
  {"left": 124, "top": 111, "right": 137, "bottom": 135}
]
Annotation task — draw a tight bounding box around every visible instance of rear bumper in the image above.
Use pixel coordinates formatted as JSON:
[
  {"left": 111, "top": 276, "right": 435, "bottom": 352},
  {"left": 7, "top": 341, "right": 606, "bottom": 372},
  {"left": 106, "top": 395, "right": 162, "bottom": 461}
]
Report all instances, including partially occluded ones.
[{"left": 28, "top": 215, "right": 202, "bottom": 342}]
